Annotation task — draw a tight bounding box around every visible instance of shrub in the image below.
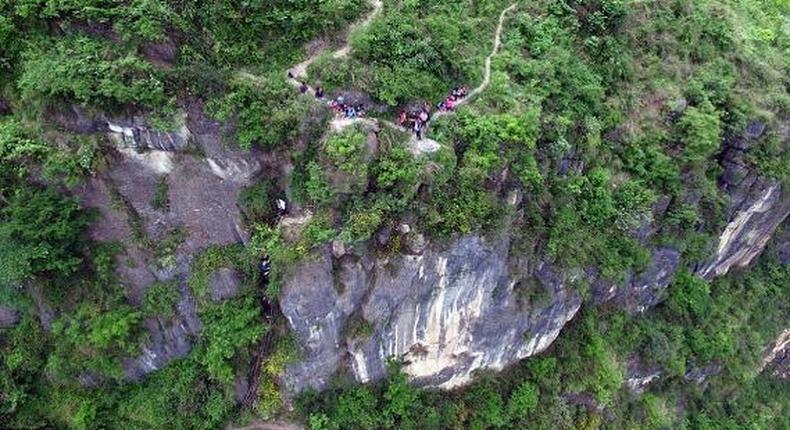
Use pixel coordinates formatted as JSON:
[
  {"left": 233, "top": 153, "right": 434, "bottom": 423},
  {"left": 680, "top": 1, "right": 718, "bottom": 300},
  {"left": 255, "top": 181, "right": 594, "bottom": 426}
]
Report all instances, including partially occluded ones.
[
  {"left": 142, "top": 281, "right": 181, "bottom": 317},
  {"left": 0, "top": 187, "right": 94, "bottom": 285},
  {"left": 303, "top": 161, "right": 334, "bottom": 207},
  {"left": 208, "top": 75, "right": 310, "bottom": 149},
  {"left": 150, "top": 176, "right": 169, "bottom": 210},
  {"left": 679, "top": 100, "right": 722, "bottom": 165},
  {"left": 238, "top": 178, "right": 280, "bottom": 224},
  {"left": 18, "top": 37, "right": 167, "bottom": 110},
  {"left": 198, "top": 296, "right": 266, "bottom": 382},
  {"left": 507, "top": 381, "right": 539, "bottom": 421},
  {"left": 325, "top": 129, "right": 367, "bottom": 174}
]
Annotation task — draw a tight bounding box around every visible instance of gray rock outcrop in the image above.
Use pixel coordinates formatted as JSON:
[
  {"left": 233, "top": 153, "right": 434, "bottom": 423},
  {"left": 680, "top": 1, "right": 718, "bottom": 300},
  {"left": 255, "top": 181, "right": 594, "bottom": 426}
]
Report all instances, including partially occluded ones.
[{"left": 281, "top": 235, "right": 585, "bottom": 392}]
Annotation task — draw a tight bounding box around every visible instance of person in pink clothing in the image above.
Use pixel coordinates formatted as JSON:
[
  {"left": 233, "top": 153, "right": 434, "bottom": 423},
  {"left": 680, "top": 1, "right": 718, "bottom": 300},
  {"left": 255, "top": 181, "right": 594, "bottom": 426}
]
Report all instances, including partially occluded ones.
[{"left": 445, "top": 96, "right": 456, "bottom": 111}]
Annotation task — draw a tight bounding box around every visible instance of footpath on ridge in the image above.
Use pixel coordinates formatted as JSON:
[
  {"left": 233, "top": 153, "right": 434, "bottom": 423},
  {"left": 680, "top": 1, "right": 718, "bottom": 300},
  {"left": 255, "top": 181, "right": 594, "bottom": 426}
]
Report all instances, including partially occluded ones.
[{"left": 283, "top": 0, "right": 519, "bottom": 146}]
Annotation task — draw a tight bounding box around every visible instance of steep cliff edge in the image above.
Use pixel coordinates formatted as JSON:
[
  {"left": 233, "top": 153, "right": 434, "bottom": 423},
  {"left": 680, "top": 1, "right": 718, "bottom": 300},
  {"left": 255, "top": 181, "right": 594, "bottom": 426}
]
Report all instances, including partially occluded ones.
[{"left": 279, "top": 140, "right": 789, "bottom": 393}]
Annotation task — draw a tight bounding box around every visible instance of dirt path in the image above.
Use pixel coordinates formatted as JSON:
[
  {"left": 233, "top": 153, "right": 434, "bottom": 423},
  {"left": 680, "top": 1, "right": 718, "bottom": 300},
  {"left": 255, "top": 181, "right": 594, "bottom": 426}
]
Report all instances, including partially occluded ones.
[
  {"left": 284, "top": 0, "right": 518, "bottom": 136},
  {"left": 230, "top": 3, "right": 519, "bottom": 429},
  {"left": 287, "top": 0, "right": 383, "bottom": 90},
  {"left": 437, "top": 3, "right": 518, "bottom": 114},
  {"left": 229, "top": 421, "right": 303, "bottom": 430}
]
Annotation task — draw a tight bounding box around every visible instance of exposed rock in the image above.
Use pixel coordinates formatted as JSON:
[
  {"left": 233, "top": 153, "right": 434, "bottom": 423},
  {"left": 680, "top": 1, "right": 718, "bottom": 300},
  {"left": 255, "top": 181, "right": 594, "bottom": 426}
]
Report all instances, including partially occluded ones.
[
  {"left": 405, "top": 233, "right": 427, "bottom": 255},
  {"left": 115, "top": 146, "right": 175, "bottom": 174},
  {"left": 775, "top": 227, "right": 790, "bottom": 265},
  {"left": 210, "top": 268, "right": 242, "bottom": 302},
  {"left": 280, "top": 248, "right": 351, "bottom": 391},
  {"left": 28, "top": 284, "right": 56, "bottom": 330},
  {"left": 206, "top": 157, "right": 261, "bottom": 182},
  {"left": 280, "top": 211, "right": 313, "bottom": 243},
  {"left": 140, "top": 40, "right": 178, "bottom": 68},
  {"left": 408, "top": 138, "right": 441, "bottom": 156},
  {"left": 332, "top": 239, "right": 347, "bottom": 259},
  {"left": 507, "top": 189, "right": 523, "bottom": 207},
  {"left": 124, "top": 283, "right": 201, "bottom": 380},
  {"left": 760, "top": 329, "right": 790, "bottom": 380},
  {"left": 78, "top": 372, "right": 105, "bottom": 388},
  {"left": 684, "top": 362, "right": 721, "bottom": 387},
  {"left": 589, "top": 268, "right": 619, "bottom": 305},
  {"left": 624, "top": 358, "right": 662, "bottom": 394},
  {"left": 397, "top": 224, "right": 412, "bottom": 235},
  {"left": 375, "top": 224, "right": 393, "bottom": 246},
  {"left": 745, "top": 120, "right": 767, "bottom": 139},
  {"left": 281, "top": 235, "right": 583, "bottom": 392},
  {"left": 666, "top": 98, "right": 688, "bottom": 122},
  {"left": 616, "top": 247, "right": 681, "bottom": 314},
  {"left": 107, "top": 115, "right": 191, "bottom": 152},
  {"left": 0, "top": 305, "right": 20, "bottom": 328},
  {"left": 47, "top": 104, "right": 192, "bottom": 153},
  {"left": 697, "top": 180, "right": 790, "bottom": 279},
  {"left": 49, "top": 104, "right": 104, "bottom": 133}
]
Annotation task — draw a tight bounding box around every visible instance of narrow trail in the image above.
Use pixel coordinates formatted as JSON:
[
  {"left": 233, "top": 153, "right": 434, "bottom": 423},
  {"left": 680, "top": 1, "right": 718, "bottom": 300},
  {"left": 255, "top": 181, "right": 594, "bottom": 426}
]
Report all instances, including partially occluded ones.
[
  {"left": 282, "top": 0, "right": 518, "bottom": 142},
  {"left": 434, "top": 3, "right": 518, "bottom": 117},
  {"left": 286, "top": 0, "right": 383, "bottom": 89},
  {"left": 231, "top": 4, "right": 519, "bottom": 429}
]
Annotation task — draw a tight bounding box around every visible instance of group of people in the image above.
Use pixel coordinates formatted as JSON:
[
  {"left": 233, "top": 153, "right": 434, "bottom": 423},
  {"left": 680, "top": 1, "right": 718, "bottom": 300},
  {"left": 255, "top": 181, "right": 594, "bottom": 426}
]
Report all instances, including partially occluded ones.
[
  {"left": 290, "top": 68, "right": 472, "bottom": 139},
  {"left": 294, "top": 75, "right": 368, "bottom": 120},
  {"left": 330, "top": 95, "right": 367, "bottom": 119},
  {"left": 399, "top": 102, "right": 432, "bottom": 139},
  {"left": 437, "top": 86, "right": 469, "bottom": 112},
  {"left": 398, "top": 86, "right": 471, "bottom": 139}
]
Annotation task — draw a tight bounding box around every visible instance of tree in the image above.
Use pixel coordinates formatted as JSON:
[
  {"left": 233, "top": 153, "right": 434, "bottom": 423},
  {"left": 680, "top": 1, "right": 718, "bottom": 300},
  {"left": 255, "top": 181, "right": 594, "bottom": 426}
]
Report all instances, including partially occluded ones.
[
  {"left": 0, "top": 188, "right": 94, "bottom": 285},
  {"left": 679, "top": 101, "right": 722, "bottom": 165}
]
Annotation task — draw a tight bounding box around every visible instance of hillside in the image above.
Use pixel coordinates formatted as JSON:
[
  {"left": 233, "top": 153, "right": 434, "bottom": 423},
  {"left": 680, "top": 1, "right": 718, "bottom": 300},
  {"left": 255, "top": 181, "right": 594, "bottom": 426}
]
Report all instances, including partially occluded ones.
[{"left": 0, "top": 0, "right": 788, "bottom": 429}]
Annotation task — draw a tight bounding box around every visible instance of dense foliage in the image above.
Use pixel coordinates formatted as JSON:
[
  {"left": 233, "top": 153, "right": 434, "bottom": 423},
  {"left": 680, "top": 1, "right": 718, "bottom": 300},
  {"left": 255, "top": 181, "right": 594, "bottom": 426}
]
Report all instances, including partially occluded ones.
[{"left": 0, "top": 0, "right": 788, "bottom": 428}]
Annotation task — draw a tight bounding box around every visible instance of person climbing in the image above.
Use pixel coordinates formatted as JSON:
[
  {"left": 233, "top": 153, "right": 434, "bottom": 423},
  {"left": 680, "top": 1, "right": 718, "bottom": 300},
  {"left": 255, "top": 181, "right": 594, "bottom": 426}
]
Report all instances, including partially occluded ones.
[
  {"left": 259, "top": 257, "right": 271, "bottom": 278},
  {"left": 299, "top": 81, "right": 308, "bottom": 94},
  {"left": 276, "top": 198, "right": 287, "bottom": 215},
  {"left": 315, "top": 86, "right": 325, "bottom": 99}
]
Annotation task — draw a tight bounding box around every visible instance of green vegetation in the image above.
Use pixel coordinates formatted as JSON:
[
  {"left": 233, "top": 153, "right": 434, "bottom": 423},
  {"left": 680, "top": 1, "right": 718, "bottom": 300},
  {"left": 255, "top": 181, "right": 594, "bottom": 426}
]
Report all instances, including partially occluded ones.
[
  {"left": 207, "top": 75, "right": 312, "bottom": 149},
  {"left": 18, "top": 36, "right": 168, "bottom": 110},
  {"left": 0, "top": 187, "right": 94, "bottom": 286},
  {"left": 0, "top": 0, "right": 788, "bottom": 428},
  {"left": 141, "top": 281, "right": 180, "bottom": 318},
  {"left": 150, "top": 176, "right": 169, "bottom": 210},
  {"left": 238, "top": 178, "right": 281, "bottom": 225}
]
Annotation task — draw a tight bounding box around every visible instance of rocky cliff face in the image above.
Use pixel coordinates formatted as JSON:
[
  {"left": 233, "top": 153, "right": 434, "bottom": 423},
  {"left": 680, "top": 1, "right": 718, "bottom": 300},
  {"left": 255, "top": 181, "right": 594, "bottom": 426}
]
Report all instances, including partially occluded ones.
[
  {"left": 280, "top": 231, "right": 692, "bottom": 392},
  {"left": 48, "top": 101, "right": 788, "bottom": 391},
  {"left": 280, "top": 234, "right": 582, "bottom": 391},
  {"left": 697, "top": 177, "right": 790, "bottom": 279},
  {"left": 279, "top": 120, "right": 790, "bottom": 393},
  {"left": 697, "top": 120, "right": 790, "bottom": 278}
]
